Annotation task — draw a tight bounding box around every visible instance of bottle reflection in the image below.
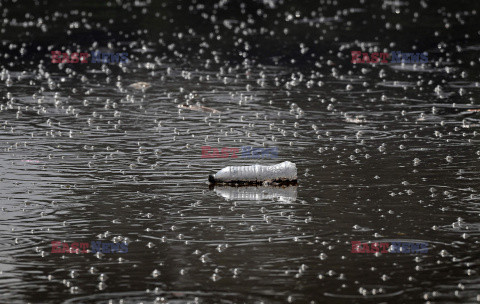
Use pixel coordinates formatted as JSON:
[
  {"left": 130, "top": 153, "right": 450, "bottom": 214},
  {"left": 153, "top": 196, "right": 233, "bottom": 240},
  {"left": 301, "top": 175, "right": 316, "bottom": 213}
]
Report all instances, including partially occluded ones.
[{"left": 211, "top": 184, "right": 297, "bottom": 202}]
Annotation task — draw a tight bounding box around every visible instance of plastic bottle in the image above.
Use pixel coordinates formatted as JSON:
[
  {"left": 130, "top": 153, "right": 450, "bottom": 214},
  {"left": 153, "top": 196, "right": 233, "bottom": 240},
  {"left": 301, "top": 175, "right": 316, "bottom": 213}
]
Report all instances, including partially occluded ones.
[{"left": 208, "top": 161, "right": 297, "bottom": 184}]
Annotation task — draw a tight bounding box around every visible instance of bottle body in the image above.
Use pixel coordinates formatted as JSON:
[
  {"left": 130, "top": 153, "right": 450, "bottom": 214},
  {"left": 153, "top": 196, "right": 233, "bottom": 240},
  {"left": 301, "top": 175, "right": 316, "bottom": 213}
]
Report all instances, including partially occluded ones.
[{"left": 209, "top": 161, "right": 297, "bottom": 184}]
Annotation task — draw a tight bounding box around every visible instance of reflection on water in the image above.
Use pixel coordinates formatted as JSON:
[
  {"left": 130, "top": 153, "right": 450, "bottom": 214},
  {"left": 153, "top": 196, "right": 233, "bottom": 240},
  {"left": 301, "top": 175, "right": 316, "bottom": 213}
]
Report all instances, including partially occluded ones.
[
  {"left": 213, "top": 185, "right": 297, "bottom": 203},
  {"left": 1, "top": 0, "right": 480, "bottom": 303}
]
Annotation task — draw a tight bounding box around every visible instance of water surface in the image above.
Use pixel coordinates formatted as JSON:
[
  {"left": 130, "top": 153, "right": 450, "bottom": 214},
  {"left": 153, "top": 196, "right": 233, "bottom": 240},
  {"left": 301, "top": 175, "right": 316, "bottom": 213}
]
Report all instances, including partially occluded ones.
[{"left": 1, "top": 0, "right": 480, "bottom": 303}]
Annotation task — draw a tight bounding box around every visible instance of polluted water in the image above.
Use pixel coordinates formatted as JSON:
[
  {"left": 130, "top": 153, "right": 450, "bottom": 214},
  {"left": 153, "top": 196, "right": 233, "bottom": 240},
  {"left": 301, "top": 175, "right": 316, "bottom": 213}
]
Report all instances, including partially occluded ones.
[{"left": 0, "top": 0, "right": 480, "bottom": 303}]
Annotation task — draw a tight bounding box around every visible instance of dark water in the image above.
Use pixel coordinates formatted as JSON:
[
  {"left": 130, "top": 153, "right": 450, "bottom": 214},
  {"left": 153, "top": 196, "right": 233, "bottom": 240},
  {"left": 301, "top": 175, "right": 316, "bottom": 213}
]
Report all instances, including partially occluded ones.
[{"left": 1, "top": 0, "right": 480, "bottom": 303}]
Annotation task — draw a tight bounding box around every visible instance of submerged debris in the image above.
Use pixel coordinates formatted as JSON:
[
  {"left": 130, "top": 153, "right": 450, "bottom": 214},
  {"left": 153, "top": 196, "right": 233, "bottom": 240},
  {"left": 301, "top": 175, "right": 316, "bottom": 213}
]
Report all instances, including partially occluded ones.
[
  {"left": 345, "top": 115, "right": 367, "bottom": 123},
  {"left": 129, "top": 82, "right": 152, "bottom": 90},
  {"left": 178, "top": 104, "right": 221, "bottom": 113}
]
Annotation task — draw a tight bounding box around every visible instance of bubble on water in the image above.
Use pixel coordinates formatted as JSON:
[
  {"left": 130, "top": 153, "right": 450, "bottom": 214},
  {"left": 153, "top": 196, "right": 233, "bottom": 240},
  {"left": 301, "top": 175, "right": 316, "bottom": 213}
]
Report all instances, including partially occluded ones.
[
  {"left": 98, "top": 273, "right": 107, "bottom": 282},
  {"left": 152, "top": 269, "right": 161, "bottom": 278}
]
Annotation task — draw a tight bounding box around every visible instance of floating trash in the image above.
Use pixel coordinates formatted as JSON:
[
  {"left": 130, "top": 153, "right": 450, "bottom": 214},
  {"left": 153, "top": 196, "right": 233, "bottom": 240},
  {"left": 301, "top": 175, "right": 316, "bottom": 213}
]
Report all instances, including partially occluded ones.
[{"left": 208, "top": 161, "right": 297, "bottom": 185}]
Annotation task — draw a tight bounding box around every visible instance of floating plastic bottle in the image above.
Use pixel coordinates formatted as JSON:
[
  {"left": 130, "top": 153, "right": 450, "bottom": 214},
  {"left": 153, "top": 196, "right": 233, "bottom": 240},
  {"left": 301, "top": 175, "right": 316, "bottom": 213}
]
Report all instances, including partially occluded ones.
[{"left": 208, "top": 161, "right": 297, "bottom": 184}]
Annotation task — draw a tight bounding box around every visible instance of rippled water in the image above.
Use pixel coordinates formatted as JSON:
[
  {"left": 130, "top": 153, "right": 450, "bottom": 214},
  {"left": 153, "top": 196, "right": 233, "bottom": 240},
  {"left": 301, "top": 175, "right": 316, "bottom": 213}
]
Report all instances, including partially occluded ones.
[{"left": 1, "top": 0, "right": 480, "bottom": 303}]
